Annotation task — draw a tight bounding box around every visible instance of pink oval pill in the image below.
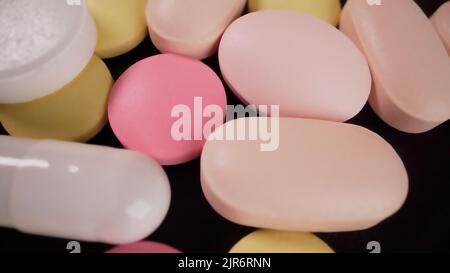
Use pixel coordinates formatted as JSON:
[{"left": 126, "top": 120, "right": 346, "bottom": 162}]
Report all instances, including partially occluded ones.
[
  {"left": 106, "top": 241, "right": 181, "bottom": 253},
  {"left": 219, "top": 10, "right": 371, "bottom": 122},
  {"left": 108, "top": 54, "right": 227, "bottom": 165},
  {"left": 432, "top": 1, "right": 450, "bottom": 56}
]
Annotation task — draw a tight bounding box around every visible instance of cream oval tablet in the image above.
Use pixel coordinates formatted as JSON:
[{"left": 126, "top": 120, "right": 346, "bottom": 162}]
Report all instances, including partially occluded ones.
[
  {"left": 201, "top": 118, "right": 408, "bottom": 232},
  {"left": 219, "top": 11, "right": 371, "bottom": 122},
  {"left": 229, "top": 230, "right": 334, "bottom": 253},
  {"left": 146, "top": 0, "right": 246, "bottom": 59},
  {"left": 0, "top": 0, "right": 97, "bottom": 103},
  {"left": 248, "top": 0, "right": 341, "bottom": 26},
  {"left": 431, "top": 1, "right": 450, "bottom": 56},
  {"left": 87, "top": 0, "right": 148, "bottom": 58},
  {"left": 0, "top": 135, "right": 171, "bottom": 245},
  {"left": 340, "top": 0, "right": 450, "bottom": 133}
]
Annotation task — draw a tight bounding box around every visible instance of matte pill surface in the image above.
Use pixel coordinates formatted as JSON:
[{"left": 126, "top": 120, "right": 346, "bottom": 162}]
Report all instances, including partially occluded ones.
[
  {"left": 88, "top": 0, "right": 148, "bottom": 58},
  {"left": 229, "top": 230, "right": 334, "bottom": 253},
  {"left": 146, "top": 0, "right": 246, "bottom": 59},
  {"left": 106, "top": 241, "right": 181, "bottom": 253},
  {"left": 431, "top": 1, "right": 450, "bottom": 56},
  {"left": 201, "top": 118, "right": 408, "bottom": 232},
  {"left": 0, "top": 55, "right": 113, "bottom": 142},
  {"left": 219, "top": 11, "right": 371, "bottom": 122},
  {"left": 248, "top": 0, "right": 341, "bottom": 26},
  {"left": 0, "top": 135, "right": 171, "bottom": 245},
  {"left": 108, "top": 54, "right": 227, "bottom": 166},
  {"left": 340, "top": 0, "right": 450, "bottom": 133}
]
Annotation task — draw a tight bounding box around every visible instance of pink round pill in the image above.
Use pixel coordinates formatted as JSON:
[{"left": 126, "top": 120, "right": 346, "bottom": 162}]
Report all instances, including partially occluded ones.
[
  {"left": 108, "top": 54, "right": 227, "bottom": 166},
  {"left": 106, "top": 241, "right": 181, "bottom": 253}
]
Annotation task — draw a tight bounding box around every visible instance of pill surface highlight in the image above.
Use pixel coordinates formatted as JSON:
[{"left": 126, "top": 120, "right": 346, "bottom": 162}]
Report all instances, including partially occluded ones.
[
  {"left": 106, "top": 241, "right": 181, "bottom": 253},
  {"left": 88, "top": 0, "right": 148, "bottom": 58},
  {"left": 108, "top": 54, "right": 227, "bottom": 165},
  {"left": 340, "top": 0, "right": 450, "bottom": 133},
  {"left": 219, "top": 11, "right": 371, "bottom": 122},
  {"left": 229, "top": 230, "right": 334, "bottom": 253},
  {"left": 0, "top": 55, "right": 113, "bottom": 142},
  {"left": 248, "top": 0, "right": 341, "bottom": 26},
  {"left": 0, "top": 135, "right": 171, "bottom": 244},
  {"left": 146, "top": 0, "right": 246, "bottom": 59},
  {"left": 431, "top": 1, "right": 450, "bottom": 56},
  {"left": 201, "top": 118, "right": 408, "bottom": 232}
]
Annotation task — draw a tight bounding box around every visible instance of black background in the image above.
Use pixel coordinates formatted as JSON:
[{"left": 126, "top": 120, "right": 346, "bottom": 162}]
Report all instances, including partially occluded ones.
[{"left": 0, "top": 0, "right": 449, "bottom": 253}]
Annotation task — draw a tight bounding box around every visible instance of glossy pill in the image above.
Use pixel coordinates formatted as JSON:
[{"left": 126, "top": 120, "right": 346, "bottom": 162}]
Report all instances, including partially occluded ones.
[
  {"left": 431, "top": 1, "right": 450, "bottom": 56},
  {"left": 0, "top": 135, "right": 171, "bottom": 245},
  {"left": 106, "top": 241, "right": 181, "bottom": 253},
  {"left": 229, "top": 230, "right": 334, "bottom": 253},
  {"left": 340, "top": 0, "right": 450, "bottom": 133},
  {"left": 201, "top": 118, "right": 408, "bottom": 232},
  {"left": 219, "top": 11, "right": 371, "bottom": 122}
]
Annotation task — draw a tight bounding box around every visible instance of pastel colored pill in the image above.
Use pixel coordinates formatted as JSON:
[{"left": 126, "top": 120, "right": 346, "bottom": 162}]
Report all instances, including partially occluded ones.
[
  {"left": 0, "top": 55, "right": 113, "bottom": 142},
  {"left": 201, "top": 118, "right": 408, "bottom": 232},
  {"left": 87, "top": 0, "right": 148, "bottom": 58},
  {"left": 0, "top": 135, "right": 171, "bottom": 245},
  {"left": 146, "top": 0, "right": 246, "bottom": 59},
  {"left": 219, "top": 11, "right": 371, "bottom": 122},
  {"left": 0, "top": 0, "right": 96, "bottom": 103},
  {"left": 229, "top": 230, "right": 334, "bottom": 253},
  {"left": 108, "top": 54, "right": 227, "bottom": 166},
  {"left": 340, "top": 0, "right": 450, "bottom": 133},
  {"left": 431, "top": 1, "right": 450, "bottom": 56},
  {"left": 106, "top": 241, "right": 181, "bottom": 253},
  {"left": 248, "top": 0, "right": 341, "bottom": 26}
]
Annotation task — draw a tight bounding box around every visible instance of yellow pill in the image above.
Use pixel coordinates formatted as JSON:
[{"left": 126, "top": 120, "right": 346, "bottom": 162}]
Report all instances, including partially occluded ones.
[
  {"left": 87, "top": 0, "right": 148, "bottom": 58},
  {"left": 229, "top": 230, "right": 334, "bottom": 253},
  {"left": 248, "top": 0, "right": 341, "bottom": 26},
  {"left": 0, "top": 55, "right": 113, "bottom": 142}
]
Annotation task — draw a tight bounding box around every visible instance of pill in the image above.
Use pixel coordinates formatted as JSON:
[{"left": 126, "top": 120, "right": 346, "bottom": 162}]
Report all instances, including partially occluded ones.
[
  {"left": 248, "top": 0, "right": 341, "bottom": 26},
  {"left": 229, "top": 230, "right": 334, "bottom": 253},
  {"left": 340, "top": 0, "right": 450, "bottom": 133},
  {"left": 87, "top": 0, "right": 148, "bottom": 58},
  {"left": 146, "top": 0, "right": 246, "bottom": 59},
  {"left": 0, "top": 55, "right": 113, "bottom": 142},
  {"left": 201, "top": 118, "right": 408, "bottom": 232},
  {"left": 219, "top": 11, "right": 371, "bottom": 122},
  {"left": 106, "top": 241, "right": 181, "bottom": 253},
  {"left": 0, "top": 0, "right": 97, "bottom": 103},
  {"left": 108, "top": 54, "right": 227, "bottom": 166},
  {"left": 0, "top": 135, "right": 171, "bottom": 245},
  {"left": 431, "top": 1, "right": 450, "bottom": 56}
]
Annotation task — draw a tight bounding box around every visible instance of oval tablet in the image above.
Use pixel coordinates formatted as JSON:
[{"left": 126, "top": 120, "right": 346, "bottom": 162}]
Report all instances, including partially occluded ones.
[
  {"left": 87, "top": 0, "right": 148, "bottom": 58},
  {"left": 229, "top": 230, "right": 334, "bottom": 253},
  {"left": 146, "top": 0, "right": 246, "bottom": 59},
  {"left": 340, "top": 0, "right": 450, "bottom": 133},
  {"left": 248, "top": 0, "right": 341, "bottom": 26},
  {"left": 201, "top": 118, "right": 408, "bottom": 232},
  {"left": 108, "top": 54, "right": 227, "bottom": 166},
  {"left": 0, "top": 135, "right": 171, "bottom": 245},
  {"left": 431, "top": 1, "right": 450, "bottom": 56},
  {"left": 0, "top": 55, "right": 113, "bottom": 142},
  {"left": 0, "top": 0, "right": 97, "bottom": 103},
  {"left": 219, "top": 11, "right": 371, "bottom": 122},
  {"left": 106, "top": 241, "right": 181, "bottom": 253}
]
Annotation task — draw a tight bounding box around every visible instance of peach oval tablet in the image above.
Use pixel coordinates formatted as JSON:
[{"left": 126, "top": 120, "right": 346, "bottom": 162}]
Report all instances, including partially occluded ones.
[
  {"left": 0, "top": 55, "right": 113, "bottom": 142},
  {"left": 146, "top": 0, "right": 246, "bottom": 59},
  {"left": 248, "top": 0, "right": 341, "bottom": 26},
  {"left": 229, "top": 230, "right": 334, "bottom": 253},
  {"left": 87, "top": 0, "right": 148, "bottom": 58},
  {"left": 108, "top": 54, "right": 227, "bottom": 166},
  {"left": 219, "top": 11, "right": 371, "bottom": 122},
  {"left": 106, "top": 241, "right": 181, "bottom": 253},
  {"left": 431, "top": 1, "right": 450, "bottom": 56},
  {"left": 340, "top": 0, "right": 450, "bottom": 133},
  {"left": 201, "top": 118, "right": 408, "bottom": 232}
]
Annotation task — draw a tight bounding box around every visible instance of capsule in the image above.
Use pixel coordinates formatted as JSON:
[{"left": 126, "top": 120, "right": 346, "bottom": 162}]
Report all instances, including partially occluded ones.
[{"left": 0, "top": 135, "right": 171, "bottom": 244}]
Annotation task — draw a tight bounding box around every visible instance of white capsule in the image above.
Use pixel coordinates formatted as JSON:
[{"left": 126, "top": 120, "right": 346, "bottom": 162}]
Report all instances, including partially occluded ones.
[{"left": 0, "top": 135, "right": 171, "bottom": 244}]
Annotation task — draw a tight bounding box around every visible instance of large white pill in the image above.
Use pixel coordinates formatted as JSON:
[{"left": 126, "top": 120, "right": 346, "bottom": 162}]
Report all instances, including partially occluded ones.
[{"left": 0, "top": 135, "right": 171, "bottom": 244}]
